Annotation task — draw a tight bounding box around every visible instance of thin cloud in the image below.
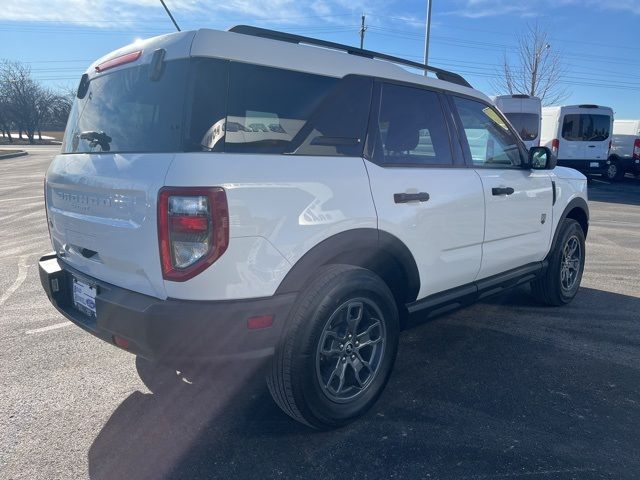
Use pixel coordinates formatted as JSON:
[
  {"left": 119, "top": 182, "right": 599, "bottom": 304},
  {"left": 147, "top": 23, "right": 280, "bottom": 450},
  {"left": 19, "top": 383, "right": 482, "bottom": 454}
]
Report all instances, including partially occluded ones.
[
  {"left": 0, "top": 0, "right": 374, "bottom": 28},
  {"left": 445, "top": 0, "right": 640, "bottom": 18}
]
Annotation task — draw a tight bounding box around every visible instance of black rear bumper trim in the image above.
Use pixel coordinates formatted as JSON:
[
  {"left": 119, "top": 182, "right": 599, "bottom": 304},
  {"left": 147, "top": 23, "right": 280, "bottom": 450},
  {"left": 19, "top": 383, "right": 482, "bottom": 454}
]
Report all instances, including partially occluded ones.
[{"left": 38, "top": 253, "right": 296, "bottom": 363}]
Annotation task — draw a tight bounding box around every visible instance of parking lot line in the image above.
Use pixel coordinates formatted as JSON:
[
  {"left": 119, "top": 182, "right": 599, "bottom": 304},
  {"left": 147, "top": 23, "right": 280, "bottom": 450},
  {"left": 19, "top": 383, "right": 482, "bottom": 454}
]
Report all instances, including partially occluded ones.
[
  {"left": 25, "top": 321, "right": 72, "bottom": 335},
  {"left": 0, "top": 256, "right": 28, "bottom": 306}
]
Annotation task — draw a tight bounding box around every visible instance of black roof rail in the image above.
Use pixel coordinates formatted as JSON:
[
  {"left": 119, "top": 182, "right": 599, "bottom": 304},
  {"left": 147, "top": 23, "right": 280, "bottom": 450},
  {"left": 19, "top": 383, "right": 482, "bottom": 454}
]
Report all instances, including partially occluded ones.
[{"left": 228, "top": 25, "right": 473, "bottom": 89}]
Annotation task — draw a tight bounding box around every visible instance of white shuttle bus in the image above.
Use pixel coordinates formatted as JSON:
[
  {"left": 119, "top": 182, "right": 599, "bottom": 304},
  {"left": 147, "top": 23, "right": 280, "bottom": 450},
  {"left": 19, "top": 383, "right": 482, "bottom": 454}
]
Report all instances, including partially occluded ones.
[
  {"left": 493, "top": 94, "right": 541, "bottom": 150},
  {"left": 541, "top": 104, "right": 614, "bottom": 177}
]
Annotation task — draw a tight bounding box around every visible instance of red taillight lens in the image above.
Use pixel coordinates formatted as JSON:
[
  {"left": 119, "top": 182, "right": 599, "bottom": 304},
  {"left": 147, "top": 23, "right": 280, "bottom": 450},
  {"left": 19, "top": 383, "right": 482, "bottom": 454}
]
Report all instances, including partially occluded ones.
[
  {"left": 633, "top": 139, "right": 640, "bottom": 159},
  {"left": 551, "top": 138, "right": 559, "bottom": 154},
  {"left": 95, "top": 50, "right": 142, "bottom": 73},
  {"left": 158, "top": 187, "right": 229, "bottom": 282}
]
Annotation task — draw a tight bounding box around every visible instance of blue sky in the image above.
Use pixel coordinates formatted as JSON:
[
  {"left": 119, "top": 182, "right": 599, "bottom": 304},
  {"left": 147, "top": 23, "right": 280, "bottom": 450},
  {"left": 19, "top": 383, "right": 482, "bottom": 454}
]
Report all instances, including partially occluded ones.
[{"left": 1, "top": 0, "right": 639, "bottom": 117}]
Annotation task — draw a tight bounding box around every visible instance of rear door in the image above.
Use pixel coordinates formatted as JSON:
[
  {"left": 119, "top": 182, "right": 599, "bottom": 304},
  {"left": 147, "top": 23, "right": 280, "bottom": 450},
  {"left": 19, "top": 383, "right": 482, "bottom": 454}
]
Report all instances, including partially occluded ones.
[
  {"left": 364, "top": 82, "right": 485, "bottom": 299},
  {"left": 450, "top": 95, "right": 553, "bottom": 279},
  {"left": 561, "top": 109, "right": 612, "bottom": 162},
  {"left": 559, "top": 109, "right": 586, "bottom": 160}
]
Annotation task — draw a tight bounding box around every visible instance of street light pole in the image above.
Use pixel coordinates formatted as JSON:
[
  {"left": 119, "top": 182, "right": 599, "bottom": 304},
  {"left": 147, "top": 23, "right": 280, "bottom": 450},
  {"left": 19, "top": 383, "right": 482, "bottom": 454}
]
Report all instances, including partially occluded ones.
[{"left": 423, "top": 0, "right": 432, "bottom": 74}]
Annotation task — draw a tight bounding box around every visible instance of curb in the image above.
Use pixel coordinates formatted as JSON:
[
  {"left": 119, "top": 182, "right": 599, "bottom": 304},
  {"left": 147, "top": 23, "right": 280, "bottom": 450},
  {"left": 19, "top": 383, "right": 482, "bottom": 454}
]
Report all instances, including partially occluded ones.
[{"left": 0, "top": 151, "right": 28, "bottom": 160}]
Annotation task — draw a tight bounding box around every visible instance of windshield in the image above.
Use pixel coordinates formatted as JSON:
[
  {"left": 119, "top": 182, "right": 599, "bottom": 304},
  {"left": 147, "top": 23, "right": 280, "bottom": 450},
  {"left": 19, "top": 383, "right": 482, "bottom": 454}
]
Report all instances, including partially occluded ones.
[{"left": 504, "top": 112, "right": 539, "bottom": 141}]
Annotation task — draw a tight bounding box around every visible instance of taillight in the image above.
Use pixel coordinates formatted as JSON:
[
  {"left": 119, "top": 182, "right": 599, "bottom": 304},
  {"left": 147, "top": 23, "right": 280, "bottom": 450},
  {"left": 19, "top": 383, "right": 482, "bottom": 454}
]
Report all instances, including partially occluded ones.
[
  {"left": 633, "top": 139, "right": 640, "bottom": 160},
  {"left": 44, "top": 176, "right": 51, "bottom": 239},
  {"left": 551, "top": 138, "right": 559, "bottom": 154},
  {"left": 608, "top": 140, "right": 612, "bottom": 154},
  {"left": 158, "top": 187, "right": 229, "bottom": 282},
  {"left": 95, "top": 50, "right": 142, "bottom": 73}
]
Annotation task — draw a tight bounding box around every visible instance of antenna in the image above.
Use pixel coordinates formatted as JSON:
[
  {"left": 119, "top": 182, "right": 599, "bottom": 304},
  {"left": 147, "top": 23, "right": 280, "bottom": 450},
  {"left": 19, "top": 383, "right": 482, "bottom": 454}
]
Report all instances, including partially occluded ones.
[{"left": 159, "top": 0, "right": 181, "bottom": 32}]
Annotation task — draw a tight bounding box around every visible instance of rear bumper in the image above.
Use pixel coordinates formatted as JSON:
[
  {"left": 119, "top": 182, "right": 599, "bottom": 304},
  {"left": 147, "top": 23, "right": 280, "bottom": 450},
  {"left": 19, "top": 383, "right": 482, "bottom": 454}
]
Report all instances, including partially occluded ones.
[
  {"left": 557, "top": 158, "right": 610, "bottom": 174},
  {"left": 38, "top": 253, "right": 295, "bottom": 364}
]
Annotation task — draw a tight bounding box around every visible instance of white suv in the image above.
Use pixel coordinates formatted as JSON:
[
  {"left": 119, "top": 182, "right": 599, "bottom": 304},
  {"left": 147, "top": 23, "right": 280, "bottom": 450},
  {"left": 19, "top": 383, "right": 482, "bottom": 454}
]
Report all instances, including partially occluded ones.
[{"left": 39, "top": 26, "right": 589, "bottom": 429}]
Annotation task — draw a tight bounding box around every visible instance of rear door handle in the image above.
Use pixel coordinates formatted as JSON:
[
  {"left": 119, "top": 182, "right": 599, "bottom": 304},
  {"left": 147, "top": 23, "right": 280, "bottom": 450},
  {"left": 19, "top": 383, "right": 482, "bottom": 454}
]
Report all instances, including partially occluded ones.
[
  {"left": 394, "top": 192, "right": 430, "bottom": 203},
  {"left": 587, "top": 145, "right": 597, "bottom": 148},
  {"left": 492, "top": 187, "right": 515, "bottom": 196}
]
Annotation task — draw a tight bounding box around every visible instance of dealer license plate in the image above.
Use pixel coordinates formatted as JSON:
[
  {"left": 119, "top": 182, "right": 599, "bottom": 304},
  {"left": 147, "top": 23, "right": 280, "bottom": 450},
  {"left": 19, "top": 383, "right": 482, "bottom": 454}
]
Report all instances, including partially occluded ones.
[{"left": 72, "top": 277, "right": 96, "bottom": 318}]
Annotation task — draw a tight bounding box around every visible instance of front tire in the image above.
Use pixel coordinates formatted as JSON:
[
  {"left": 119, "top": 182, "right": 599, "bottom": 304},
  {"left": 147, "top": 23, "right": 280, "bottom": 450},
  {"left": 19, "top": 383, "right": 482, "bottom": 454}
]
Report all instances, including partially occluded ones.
[
  {"left": 267, "top": 265, "right": 399, "bottom": 429},
  {"left": 531, "top": 219, "right": 585, "bottom": 306}
]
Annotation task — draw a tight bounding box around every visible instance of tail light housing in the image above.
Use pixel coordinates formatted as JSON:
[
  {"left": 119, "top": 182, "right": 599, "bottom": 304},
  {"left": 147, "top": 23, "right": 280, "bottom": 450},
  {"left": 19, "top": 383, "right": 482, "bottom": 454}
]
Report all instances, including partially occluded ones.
[
  {"left": 633, "top": 139, "right": 640, "bottom": 160},
  {"left": 608, "top": 140, "right": 612, "bottom": 154},
  {"left": 158, "top": 187, "right": 229, "bottom": 282},
  {"left": 551, "top": 138, "right": 559, "bottom": 154}
]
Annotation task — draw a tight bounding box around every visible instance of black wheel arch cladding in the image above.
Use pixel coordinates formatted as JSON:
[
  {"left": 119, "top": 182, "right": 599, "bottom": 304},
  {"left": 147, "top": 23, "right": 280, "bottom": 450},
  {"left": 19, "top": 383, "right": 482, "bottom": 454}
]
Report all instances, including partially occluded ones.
[{"left": 275, "top": 228, "right": 420, "bottom": 304}]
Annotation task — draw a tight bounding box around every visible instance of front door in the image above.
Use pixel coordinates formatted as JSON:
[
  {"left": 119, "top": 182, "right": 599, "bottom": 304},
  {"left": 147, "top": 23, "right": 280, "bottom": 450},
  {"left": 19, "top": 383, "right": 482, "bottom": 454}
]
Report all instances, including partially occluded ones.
[{"left": 450, "top": 96, "right": 553, "bottom": 279}]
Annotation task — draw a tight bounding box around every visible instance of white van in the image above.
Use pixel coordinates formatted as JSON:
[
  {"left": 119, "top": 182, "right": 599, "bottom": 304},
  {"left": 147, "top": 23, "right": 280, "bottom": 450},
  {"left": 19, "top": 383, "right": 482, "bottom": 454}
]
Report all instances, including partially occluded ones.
[
  {"left": 493, "top": 95, "right": 541, "bottom": 150},
  {"left": 541, "top": 105, "right": 614, "bottom": 177},
  {"left": 609, "top": 119, "right": 640, "bottom": 180}
]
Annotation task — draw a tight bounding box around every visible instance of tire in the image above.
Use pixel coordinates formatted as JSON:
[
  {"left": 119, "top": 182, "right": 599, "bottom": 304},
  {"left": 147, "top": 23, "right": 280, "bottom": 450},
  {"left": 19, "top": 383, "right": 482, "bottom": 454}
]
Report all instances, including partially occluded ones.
[
  {"left": 267, "top": 265, "right": 400, "bottom": 429},
  {"left": 135, "top": 356, "right": 188, "bottom": 394},
  {"left": 605, "top": 159, "right": 624, "bottom": 182},
  {"left": 531, "top": 219, "right": 585, "bottom": 306}
]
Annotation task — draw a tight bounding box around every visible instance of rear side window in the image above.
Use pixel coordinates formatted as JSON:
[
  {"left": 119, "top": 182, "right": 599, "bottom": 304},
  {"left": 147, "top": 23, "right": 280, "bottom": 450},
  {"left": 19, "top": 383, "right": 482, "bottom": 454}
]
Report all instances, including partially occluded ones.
[
  {"left": 224, "top": 63, "right": 337, "bottom": 154},
  {"left": 373, "top": 83, "right": 453, "bottom": 166},
  {"left": 504, "top": 112, "right": 539, "bottom": 141},
  {"left": 453, "top": 96, "right": 524, "bottom": 168},
  {"left": 562, "top": 114, "right": 611, "bottom": 141}
]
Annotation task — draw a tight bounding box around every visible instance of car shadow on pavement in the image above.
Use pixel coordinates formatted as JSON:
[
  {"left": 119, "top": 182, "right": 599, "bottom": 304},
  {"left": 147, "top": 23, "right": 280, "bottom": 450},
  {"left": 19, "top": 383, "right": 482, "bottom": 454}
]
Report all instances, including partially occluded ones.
[
  {"left": 88, "top": 286, "right": 640, "bottom": 480},
  {"left": 588, "top": 175, "right": 640, "bottom": 206}
]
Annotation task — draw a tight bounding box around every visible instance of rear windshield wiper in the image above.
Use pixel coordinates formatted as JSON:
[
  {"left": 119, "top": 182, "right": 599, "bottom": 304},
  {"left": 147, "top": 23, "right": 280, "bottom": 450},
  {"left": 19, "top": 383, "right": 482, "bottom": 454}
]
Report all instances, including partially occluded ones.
[{"left": 78, "top": 131, "right": 112, "bottom": 152}]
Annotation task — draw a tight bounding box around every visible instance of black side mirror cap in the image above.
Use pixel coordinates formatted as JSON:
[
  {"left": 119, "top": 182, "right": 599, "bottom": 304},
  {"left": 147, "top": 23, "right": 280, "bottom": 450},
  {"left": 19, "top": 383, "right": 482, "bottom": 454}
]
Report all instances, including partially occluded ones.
[{"left": 528, "top": 146, "right": 556, "bottom": 170}]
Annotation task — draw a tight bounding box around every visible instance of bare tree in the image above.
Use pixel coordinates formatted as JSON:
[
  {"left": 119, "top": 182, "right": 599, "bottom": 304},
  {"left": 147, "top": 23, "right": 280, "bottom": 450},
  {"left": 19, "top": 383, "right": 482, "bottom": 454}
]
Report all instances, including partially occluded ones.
[
  {"left": 0, "top": 60, "right": 40, "bottom": 143},
  {"left": 0, "top": 60, "right": 73, "bottom": 144},
  {"left": 492, "top": 24, "right": 570, "bottom": 106}
]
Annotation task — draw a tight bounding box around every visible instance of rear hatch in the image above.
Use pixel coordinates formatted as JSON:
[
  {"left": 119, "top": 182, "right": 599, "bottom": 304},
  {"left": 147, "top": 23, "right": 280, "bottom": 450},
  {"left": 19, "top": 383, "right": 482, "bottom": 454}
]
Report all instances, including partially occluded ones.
[
  {"left": 559, "top": 106, "right": 613, "bottom": 161},
  {"left": 46, "top": 33, "right": 194, "bottom": 299}
]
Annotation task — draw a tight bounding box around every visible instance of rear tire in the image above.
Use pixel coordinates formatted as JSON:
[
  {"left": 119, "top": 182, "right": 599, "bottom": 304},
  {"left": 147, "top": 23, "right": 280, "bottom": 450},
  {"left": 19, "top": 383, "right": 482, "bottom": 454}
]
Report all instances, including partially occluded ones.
[
  {"left": 531, "top": 219, "right": 585, "bottom": 306},
  {"left": 605, "top": 159, "right": 624, "bottom": 182},
  {"left": 267, "top": 265, "right": 399, "bottom": 429}
]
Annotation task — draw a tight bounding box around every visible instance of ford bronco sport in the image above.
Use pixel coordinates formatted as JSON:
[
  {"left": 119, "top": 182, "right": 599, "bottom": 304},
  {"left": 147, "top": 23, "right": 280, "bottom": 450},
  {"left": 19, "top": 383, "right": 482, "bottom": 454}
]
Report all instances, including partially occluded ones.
[{"left": 39, "top": 26, "right": 589, "bottom": 429}]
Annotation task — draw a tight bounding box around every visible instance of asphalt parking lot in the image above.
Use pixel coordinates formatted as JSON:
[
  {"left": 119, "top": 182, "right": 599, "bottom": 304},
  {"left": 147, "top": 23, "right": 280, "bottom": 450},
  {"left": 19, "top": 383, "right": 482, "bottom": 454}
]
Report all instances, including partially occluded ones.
[{"left": 1, "top": 145, "right": 639, "bottom": 480}]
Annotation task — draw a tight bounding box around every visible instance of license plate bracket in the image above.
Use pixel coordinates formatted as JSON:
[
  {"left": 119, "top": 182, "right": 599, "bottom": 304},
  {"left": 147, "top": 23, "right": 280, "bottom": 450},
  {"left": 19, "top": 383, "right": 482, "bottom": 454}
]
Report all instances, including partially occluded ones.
[{"left": 72, "top": 277, "right": 97, "bottom": 318}]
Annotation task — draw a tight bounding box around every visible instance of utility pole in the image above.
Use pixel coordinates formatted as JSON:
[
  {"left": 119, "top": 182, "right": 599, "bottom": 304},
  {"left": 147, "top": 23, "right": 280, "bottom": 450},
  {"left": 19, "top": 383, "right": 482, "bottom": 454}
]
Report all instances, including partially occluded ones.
[
  {"left": 423, "top": 0, "right": 432, "bottom": 73},
  {"left": 359, "top": 14, "right": 367, "bottom": 49}
]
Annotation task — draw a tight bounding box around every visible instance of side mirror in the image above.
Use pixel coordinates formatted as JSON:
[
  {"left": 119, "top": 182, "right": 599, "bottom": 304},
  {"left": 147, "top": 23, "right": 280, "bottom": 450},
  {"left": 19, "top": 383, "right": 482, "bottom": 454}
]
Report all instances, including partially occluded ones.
[{"left": 528, "top": 146, "right": 556, "bottom": 170}]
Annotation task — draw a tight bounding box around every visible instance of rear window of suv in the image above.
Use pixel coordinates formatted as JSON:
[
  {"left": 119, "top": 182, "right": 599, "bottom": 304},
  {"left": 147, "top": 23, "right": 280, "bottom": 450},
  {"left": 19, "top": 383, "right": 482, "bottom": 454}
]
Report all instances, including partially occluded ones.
[
  {"left": 63, "top": 58, "right": 372, "bottom": 157},
  {"left": 503, "top": 112, "right": 539, "bottom": 141},
  {"left": 561, "top": 114, "right": 611, "bottom": 142}
]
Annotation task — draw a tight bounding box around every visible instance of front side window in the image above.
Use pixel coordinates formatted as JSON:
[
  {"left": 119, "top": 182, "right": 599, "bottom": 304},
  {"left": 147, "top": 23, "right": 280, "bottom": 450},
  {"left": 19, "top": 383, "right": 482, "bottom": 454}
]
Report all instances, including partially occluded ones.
[
  {"left": 504, "top": 112, "right": 539, "bottom": 141},
  {"left": 453, "top": 96, "right": 524, "bottom": 168},
  {"left": 373, "top": 83, "right": 453, "bottom": 166},
  {"left": 562, "top": 114, "right": 611, "bottom": 141}
]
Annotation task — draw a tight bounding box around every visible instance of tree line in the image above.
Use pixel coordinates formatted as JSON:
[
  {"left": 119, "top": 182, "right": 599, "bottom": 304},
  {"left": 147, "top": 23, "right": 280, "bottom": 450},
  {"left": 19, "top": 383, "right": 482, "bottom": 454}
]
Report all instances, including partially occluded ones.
[{"left": 0, "top": 60, "right": 73, "bottom": 143}]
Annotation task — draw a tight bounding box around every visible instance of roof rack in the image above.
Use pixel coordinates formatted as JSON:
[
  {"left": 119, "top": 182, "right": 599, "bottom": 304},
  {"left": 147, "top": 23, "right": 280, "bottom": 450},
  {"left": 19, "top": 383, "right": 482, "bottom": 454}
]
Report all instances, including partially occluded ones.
[{"left": 228, "top": 25, "right": 473, "bottom": 88}]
